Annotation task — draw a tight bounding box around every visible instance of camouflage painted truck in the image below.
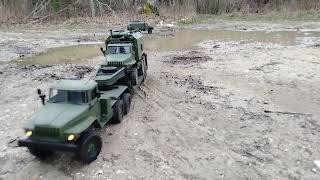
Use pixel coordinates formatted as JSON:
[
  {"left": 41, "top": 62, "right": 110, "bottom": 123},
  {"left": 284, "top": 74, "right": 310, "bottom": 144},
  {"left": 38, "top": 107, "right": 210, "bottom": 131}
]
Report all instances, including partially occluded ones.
[
  {"left": 127, "top": 20, "right": 154, "bottom": 34},
  {"left": 18, "top": 30, "right": 148, "bottom": 163}
]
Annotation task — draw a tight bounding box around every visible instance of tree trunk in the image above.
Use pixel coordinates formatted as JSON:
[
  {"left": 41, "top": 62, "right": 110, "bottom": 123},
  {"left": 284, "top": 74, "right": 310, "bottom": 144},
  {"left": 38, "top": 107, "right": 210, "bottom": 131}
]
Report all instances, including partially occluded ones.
[{"left": 90, "top": 0, "right": 95, "bottom": 17}]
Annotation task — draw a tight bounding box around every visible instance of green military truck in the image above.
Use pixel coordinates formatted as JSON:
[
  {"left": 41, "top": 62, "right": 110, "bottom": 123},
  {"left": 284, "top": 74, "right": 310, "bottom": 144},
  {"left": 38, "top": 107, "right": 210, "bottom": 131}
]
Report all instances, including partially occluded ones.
[
  {"left": 127, "top": 21, "right": 154, "bottom": 34},
  {"left": 98, "top": 30, "right": 148, "bottom": 90},
  {"left": 18, "top": 30, "right": 148, "bottom": 163}
]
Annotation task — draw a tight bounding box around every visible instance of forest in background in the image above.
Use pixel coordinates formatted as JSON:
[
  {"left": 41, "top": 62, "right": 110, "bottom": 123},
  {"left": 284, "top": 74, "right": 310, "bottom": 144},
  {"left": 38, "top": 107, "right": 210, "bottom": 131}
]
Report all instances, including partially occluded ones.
[{"left": 0, "top": 0, "right": 319, "bottom": 23}]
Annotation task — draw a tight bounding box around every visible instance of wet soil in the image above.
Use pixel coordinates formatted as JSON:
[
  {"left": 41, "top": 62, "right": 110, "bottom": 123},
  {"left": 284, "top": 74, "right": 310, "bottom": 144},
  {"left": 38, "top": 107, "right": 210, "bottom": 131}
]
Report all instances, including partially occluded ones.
[
  {"left": 0, "top": 20, "right": 320, "bottom": 179},
  {"left": 163, "top": 51, "right": 212, "bottom": 65}
]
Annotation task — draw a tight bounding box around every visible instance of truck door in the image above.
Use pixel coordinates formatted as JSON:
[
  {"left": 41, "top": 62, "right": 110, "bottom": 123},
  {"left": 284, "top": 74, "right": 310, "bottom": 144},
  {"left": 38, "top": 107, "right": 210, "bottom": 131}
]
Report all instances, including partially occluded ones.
[{"left": 89, "top": 88, "right": 101, "bottom": 121}]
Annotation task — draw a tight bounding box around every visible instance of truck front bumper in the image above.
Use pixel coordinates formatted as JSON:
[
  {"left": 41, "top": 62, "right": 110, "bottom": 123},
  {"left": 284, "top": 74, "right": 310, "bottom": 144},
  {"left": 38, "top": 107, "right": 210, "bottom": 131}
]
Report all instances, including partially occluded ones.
[{"left": 18, "top": 138, "right": 78, "bottom": 153}]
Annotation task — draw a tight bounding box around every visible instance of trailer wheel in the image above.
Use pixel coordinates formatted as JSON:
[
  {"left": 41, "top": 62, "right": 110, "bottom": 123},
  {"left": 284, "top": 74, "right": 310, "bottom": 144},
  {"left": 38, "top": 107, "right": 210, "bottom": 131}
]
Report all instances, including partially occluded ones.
[
  {"left": 28, "top": 147, "right": 53, "bottom": 158},
  {"left": 131, "top": 68, "right": 138, "bottom": 86},
  {"left": 148, "top": 28, "right": 153, "bottom": 34},
  {"left": 78, "top": 132, "right": 102, "bottom": 164},
  {"left": 112, "top": 100, "right": 124, "bottom": 124},
  {"left": 122, "top": 93, "right": 132, "bottom": 114}
]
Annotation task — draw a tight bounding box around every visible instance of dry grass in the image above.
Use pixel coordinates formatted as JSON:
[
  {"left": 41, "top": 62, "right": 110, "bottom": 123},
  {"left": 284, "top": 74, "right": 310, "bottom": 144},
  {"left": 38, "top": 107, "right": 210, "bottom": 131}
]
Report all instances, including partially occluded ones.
[{"left": 1, "top": 0, "right": 319, "bottom": 24}]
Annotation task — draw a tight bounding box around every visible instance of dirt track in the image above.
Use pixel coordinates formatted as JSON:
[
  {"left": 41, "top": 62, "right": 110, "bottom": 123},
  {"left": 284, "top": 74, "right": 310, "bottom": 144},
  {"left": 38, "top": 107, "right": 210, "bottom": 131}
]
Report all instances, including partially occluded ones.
[{"left": 1, "top": 20, "right": 320, "bottom": 179}]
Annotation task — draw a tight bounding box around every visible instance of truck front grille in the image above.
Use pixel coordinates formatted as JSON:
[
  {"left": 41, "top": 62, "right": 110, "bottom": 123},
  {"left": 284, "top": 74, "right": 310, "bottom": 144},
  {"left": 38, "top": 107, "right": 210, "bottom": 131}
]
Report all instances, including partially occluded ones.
[
  {"left": 107, "top": 61, "right": 123, "bottom": 67},
  {"left": 34, "top": 126, "right": 60, "bottom": 137}
]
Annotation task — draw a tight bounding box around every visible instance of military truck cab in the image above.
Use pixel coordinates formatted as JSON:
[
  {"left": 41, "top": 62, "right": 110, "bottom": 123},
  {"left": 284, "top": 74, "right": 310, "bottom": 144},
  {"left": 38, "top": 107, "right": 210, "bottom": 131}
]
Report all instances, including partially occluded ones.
[
  {"left": 18, "top": 80, "right": 131, "bottom": 163},
  {"left": 127, "top": 20, "right": 154, "bottom": 34},
  {"left": 105, "top": 43, "right": 136, "bottom": 66}
]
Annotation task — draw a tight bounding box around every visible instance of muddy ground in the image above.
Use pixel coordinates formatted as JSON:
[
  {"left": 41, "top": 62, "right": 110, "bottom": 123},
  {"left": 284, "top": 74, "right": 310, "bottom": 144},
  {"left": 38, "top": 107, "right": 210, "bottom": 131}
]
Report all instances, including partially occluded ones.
[{"left": 0, "top": 19, "right": 320, "bottom": 179}]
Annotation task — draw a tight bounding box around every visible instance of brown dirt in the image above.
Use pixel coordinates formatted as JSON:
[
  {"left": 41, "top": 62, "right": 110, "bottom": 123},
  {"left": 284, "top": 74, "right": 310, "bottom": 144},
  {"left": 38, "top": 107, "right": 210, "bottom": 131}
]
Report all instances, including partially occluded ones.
[{"left": 163, "top": 51, "right": 212, "bottom": 65}]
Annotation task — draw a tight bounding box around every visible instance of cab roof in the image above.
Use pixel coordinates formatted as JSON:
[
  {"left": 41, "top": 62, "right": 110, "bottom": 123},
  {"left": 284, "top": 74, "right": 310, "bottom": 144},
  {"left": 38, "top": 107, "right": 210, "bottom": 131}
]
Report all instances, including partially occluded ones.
[
  {"left": 129, "top": 20, "right": 144, "bottom": 24},
  {"left": 107, "top": 43, "right": 132, "bottom": 47},
  {"left": 52, "top": 80, "right": 97, "bottom": 91}
]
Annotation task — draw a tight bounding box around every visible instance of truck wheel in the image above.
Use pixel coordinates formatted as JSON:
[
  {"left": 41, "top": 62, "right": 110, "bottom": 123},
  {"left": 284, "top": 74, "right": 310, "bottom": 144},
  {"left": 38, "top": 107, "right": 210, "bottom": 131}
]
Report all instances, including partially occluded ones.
[
  {"left": 143, "top": 54, "right": 148, "bottom": 69},
  {"left": 148, "top": 28, "right": 153, "bottom": 34},
  {"left": 142, "top": 59, "right": 147, "bottom": 82},
  {"left": 112, "top": 100, "right": 124, "bottom": 123},
  {"left": 28, "top": 147, "right": 53, "bottom": 158},
  {"left": 78, "top": 132, "right": 102, "bottom": 164},
  {"left": 131, "top": 68, "right": 138, "bottom": 86},
  {"left": 122, "top": 93, "right": 132, "bottom": 114}
]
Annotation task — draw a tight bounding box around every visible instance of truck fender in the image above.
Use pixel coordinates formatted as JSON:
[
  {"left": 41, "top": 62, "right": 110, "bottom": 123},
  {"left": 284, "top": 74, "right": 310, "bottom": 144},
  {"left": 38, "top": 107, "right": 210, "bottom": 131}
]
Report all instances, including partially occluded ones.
[{"left": 64, "top": 116, "right": 100, "bottom": 135}]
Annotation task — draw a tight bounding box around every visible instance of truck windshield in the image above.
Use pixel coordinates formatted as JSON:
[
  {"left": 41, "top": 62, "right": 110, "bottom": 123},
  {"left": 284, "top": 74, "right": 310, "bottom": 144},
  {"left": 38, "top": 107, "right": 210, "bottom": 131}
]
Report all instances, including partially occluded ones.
[
  {"left": 49, "top": 89, "right": 88, "bottom": 104},
  {"left": 107, "top": 46, "right": 131, "bottom": 54}
]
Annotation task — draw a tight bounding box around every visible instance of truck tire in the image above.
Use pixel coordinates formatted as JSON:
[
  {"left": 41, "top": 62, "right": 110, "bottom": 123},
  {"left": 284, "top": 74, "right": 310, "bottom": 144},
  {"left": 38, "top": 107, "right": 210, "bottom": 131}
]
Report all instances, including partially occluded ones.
[
  {"left": 112, "top": 100, "right": 124, "bottom": 124},
  {"left": 78, "top": 132, "right": 102, "bottom": 164},
  {"left": 148, "top": 28, "right": 153, "bottom": 34},
  {"left": 122, "top": 93, "right": 132, "bottom": 114},
  {"left": 142, "top": 53, "right": 148, "bottom": 69},
  {"left": 142, "top": 58, "right": 147, "bottom": 82},
  {"left": 28, "top": 147, "right": 53, "bottom": 158},
  {"left": 131, "top": 68, "right": 138, "bottom": 86}
]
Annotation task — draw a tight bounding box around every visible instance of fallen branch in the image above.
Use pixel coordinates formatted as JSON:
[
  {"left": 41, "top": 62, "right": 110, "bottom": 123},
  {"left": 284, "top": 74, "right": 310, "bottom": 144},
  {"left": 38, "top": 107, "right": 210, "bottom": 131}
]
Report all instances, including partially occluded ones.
[
  {"left": 28, "top": 0, "right": 81, "bottom": 24},
  {"left": 24, "top": 0, "right": 50, "bottom": 21},
  {"left": 264, "top": 110, "right": 308, "bottom": 116},
  {"left": 95, "top": 0, "right": 116, "bottom": 16},
  {"left": 33, "top": 0, "right": 52, "bottom": 18},
  {"left": 250, "top": 62, "right": 282, "bottom": 71}
]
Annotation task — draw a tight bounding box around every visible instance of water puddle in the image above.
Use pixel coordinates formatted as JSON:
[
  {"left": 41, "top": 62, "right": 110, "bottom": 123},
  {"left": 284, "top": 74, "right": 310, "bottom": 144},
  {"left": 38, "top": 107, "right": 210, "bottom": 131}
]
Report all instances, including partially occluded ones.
[
  {"left": 15, "top": 43, "right": 103, "bottom": 65},
  {"left": 145, "top": 29, "right": 320, "bottom": 51},
  {"left": 14, "top": 29, "right": 320, "bottom": 65}
]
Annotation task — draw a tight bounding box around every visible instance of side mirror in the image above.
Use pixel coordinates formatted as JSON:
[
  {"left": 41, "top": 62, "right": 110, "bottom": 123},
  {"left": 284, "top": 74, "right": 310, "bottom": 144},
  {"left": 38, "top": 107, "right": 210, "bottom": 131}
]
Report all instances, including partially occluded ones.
[
  {"left": 100, "top": 47, "right": 106, "bottom": 57},
  {"left": 37, "top": 89, "right": 46, "bottom": 105},
  {"left": 37, "top": 89, "right": 42, "bottom": 95},
  {"left": 97, "top": 93, "right": 101, "bottom": 98}
]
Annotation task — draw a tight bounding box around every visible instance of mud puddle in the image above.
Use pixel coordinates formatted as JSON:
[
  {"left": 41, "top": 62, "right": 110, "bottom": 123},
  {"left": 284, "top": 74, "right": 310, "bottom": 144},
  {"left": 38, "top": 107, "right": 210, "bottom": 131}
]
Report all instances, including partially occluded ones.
[
  {"left": 145, "top": 29, "right": 320, "bottom": 52},
  {"left": 11, "top": 29, "right": 320, "bottom": 65},
  {"left": 14, "top": 43, "right": 103, "bottom": 65}
]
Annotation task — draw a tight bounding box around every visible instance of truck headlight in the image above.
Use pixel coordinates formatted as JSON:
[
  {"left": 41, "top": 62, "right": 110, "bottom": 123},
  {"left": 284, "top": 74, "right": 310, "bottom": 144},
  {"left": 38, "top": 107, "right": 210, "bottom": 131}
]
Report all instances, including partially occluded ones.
[
  {"left": 67, "top": 134, "right": 75, "bottom": 141},
  {"left": 25, "top": 130, "right": 32, "bottom": 137}
]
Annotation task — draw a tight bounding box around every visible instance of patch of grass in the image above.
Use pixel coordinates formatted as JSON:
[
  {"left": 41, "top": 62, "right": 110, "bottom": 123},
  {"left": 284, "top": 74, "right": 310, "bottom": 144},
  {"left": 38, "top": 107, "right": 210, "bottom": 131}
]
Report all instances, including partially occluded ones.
[
  {"left": 179, "top": 10, "right": 320, "bottom": 25},
  {"left": 178, "top": 15, "right": 212, "bottom": 25},
  {"left": 289, "top": 10, "right": 320, "bottom": 21}
]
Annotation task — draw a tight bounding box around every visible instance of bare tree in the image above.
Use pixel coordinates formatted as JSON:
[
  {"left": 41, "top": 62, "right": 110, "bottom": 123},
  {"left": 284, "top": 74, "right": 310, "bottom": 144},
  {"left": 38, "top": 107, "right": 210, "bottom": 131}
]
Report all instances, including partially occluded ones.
[{"left": 90, "top": 0, "right": 96, "bottom": 17}]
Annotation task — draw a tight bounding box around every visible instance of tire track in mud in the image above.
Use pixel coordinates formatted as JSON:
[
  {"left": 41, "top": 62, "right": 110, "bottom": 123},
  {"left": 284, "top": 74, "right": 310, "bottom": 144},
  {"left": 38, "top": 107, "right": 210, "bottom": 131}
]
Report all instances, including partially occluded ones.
[
  {"left": 144, "top": 51, "right": 320, "bottom": 179},
  {"left": 135, "top": 75, "right": 246, "bottom": 178},
  {"left": 140, "top": 81, "right": 278, "bottom": 179}
]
